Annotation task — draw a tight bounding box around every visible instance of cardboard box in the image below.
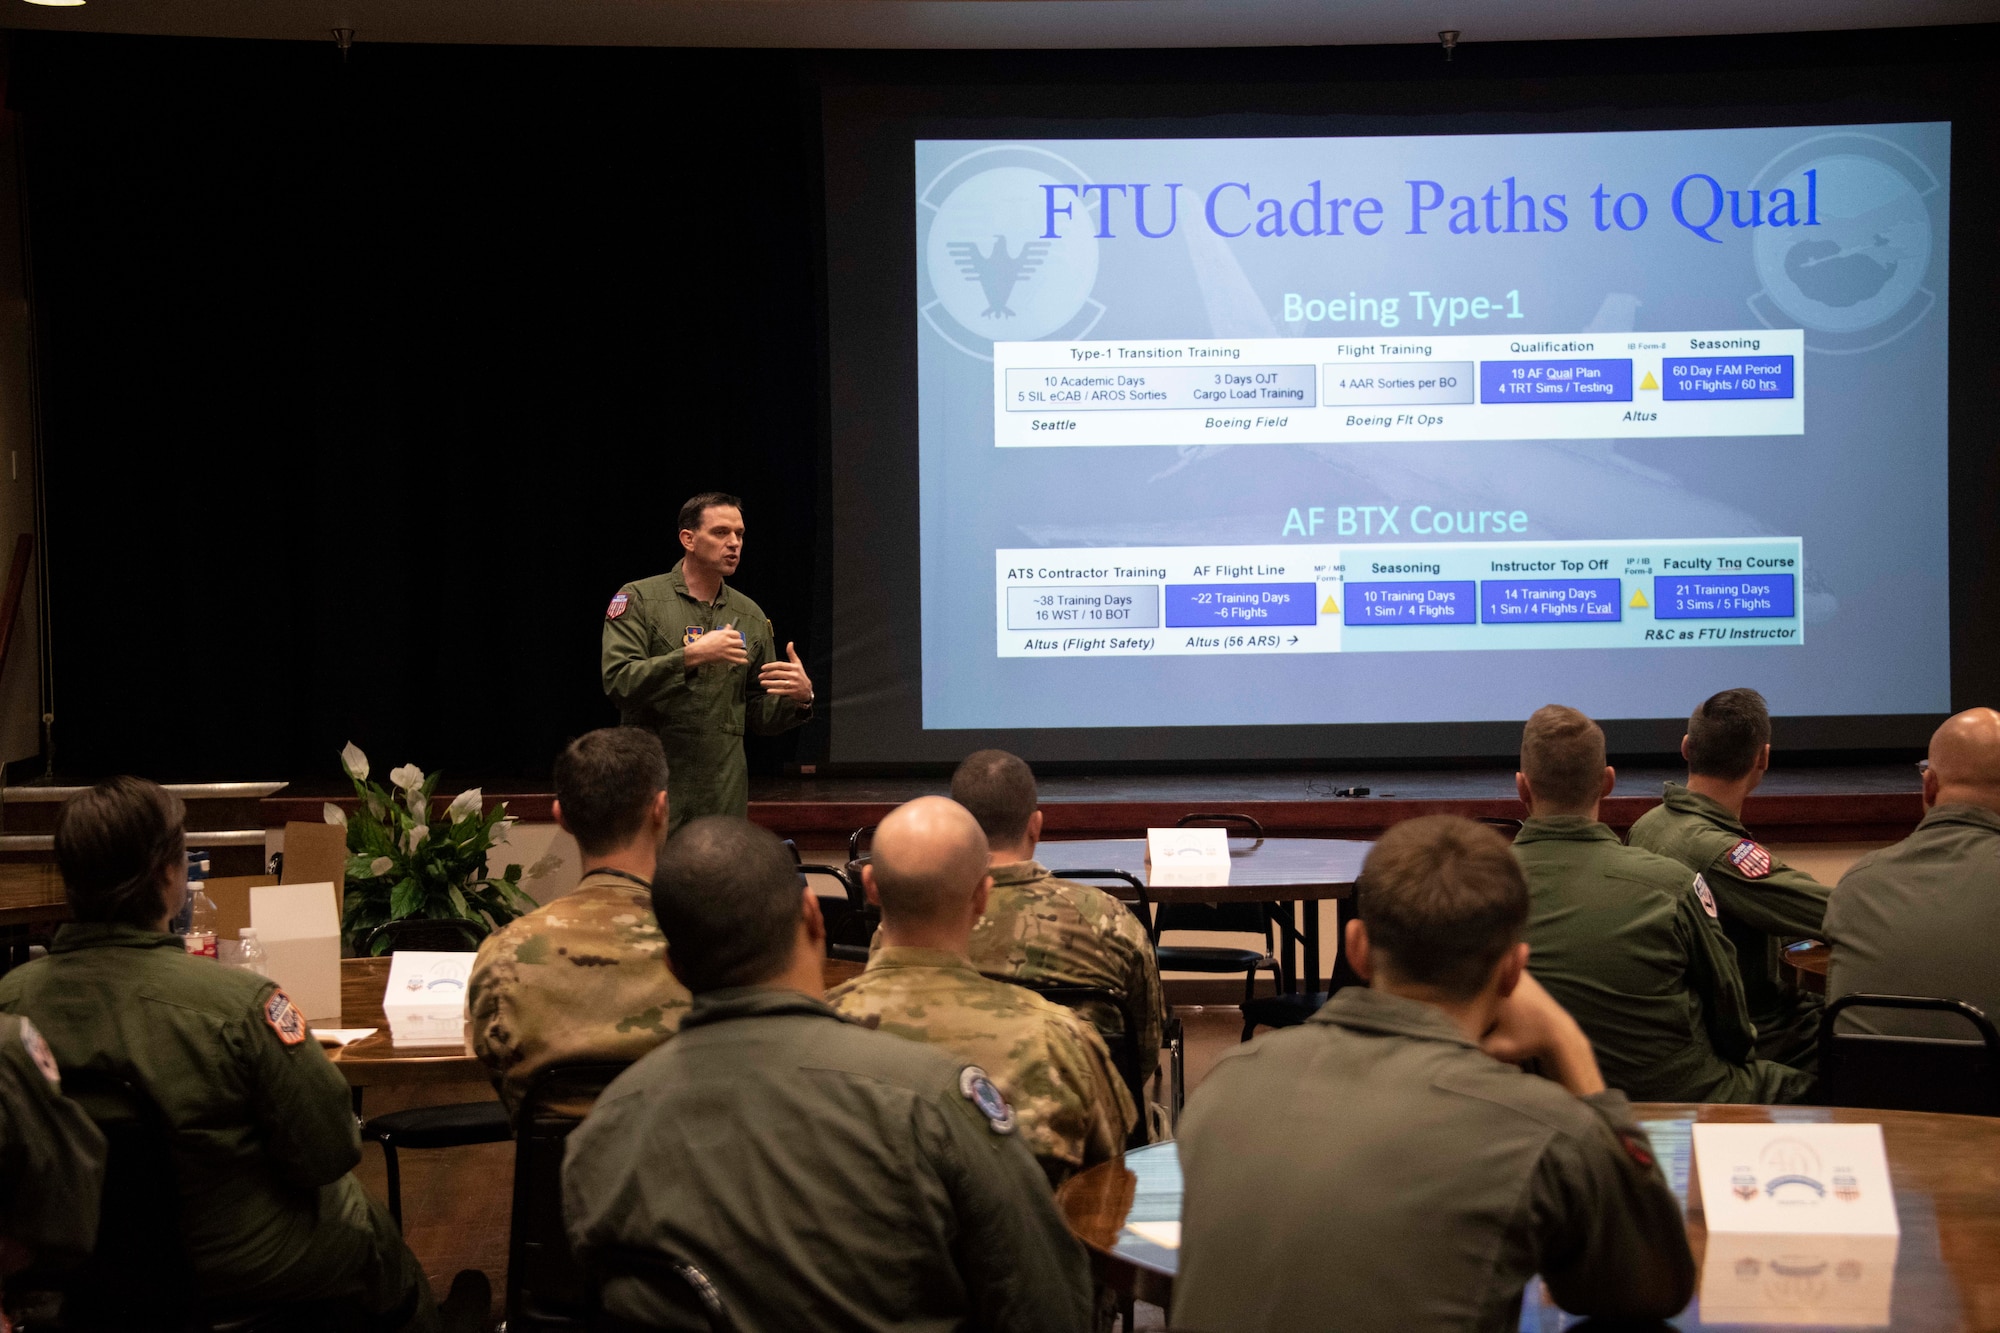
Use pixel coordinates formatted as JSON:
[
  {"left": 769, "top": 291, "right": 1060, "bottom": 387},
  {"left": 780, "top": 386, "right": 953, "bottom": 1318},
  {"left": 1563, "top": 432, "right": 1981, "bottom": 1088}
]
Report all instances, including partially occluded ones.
[
  {"left": 282, "top": 821, "right": 349, "bottom": 918},
  {"left": 382, "top": 951, "right": 476, "bottom": 1048},
  {"left": 250, "top": 881, "right": 343, "bottom": 1023}
]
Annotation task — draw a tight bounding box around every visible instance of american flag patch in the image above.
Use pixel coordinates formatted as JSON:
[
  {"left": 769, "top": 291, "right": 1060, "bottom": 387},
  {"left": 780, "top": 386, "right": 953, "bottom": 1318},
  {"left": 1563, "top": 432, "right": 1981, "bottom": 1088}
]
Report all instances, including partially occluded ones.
[
  {"left": 606, "top": 593, "right": 629, "bottom": 620},
  {"left": 1726, "top": 839, "right": 1772, "bottom": 879}
]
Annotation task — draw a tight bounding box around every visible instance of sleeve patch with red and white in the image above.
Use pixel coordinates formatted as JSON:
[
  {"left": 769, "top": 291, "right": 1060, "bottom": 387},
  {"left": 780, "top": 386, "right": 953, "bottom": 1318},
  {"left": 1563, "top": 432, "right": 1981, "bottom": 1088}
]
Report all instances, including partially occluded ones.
[
  {"left": 19, "top": 1017, "right": 59, "bottom": 1086},
  {"left": 1693, "top": 874, "right": 1720, "bottom": 918},
  {"left": 1726, "top": 839, "right": 1773, "bottom": 879},
  {"left": 605, "top": 592, "right": 630, "bottom": 621},
  {"left": 264, "top": 989, "right": 308, "bottom": 1046}
]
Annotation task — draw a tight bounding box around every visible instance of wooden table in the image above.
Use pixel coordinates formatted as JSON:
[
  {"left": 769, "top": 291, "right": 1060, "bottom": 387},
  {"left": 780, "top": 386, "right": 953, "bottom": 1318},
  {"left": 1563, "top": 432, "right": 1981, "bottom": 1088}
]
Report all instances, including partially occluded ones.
[
  {"left": 1036, "top": 837, "right": 1371, "bottom": 993},
  {"left": 1787, "top": 939, "right": 1832, "bottom": 996},
  {"left": 1058, "top": 1104, "right": 2000, "bottom": 1328}
]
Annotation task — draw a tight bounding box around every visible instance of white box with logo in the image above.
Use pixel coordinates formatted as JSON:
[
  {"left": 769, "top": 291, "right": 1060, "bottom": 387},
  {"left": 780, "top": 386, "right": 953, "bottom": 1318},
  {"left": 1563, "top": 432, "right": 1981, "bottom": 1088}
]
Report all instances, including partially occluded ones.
[{"left": 381, "top": 951, "right": 476, "bottom": 1048}]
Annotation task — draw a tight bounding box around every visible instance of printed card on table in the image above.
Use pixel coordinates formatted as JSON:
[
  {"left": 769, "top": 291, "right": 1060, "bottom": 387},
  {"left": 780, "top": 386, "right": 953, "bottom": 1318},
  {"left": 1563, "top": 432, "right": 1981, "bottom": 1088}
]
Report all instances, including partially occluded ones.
[
  {"left": 1144, "top": 827, "right": 1230, "bottom": 887},
  {"left": 1692, "top": 1123, "right": 1899, "bottom": 1235}
]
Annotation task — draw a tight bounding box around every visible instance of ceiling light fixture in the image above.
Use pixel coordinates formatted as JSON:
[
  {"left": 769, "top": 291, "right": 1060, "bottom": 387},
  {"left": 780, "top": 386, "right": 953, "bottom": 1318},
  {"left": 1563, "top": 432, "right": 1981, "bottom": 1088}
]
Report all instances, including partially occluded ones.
[{"left": 22, "top": 0, "right": 88, "bottom": 8}]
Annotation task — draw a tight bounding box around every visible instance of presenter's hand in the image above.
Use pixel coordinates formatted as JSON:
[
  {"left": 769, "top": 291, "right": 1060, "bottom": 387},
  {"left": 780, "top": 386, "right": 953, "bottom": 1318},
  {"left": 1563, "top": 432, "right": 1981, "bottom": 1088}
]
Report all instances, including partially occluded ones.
[
  {"left": 684, "top": 626, "right": 749, "bottom": 669},
  {"left": 758, "top": 642, "right": 814, "bottom": 704},
  {"left": 1479, "top": 971, "right": 1606, "bottom": 1097}
]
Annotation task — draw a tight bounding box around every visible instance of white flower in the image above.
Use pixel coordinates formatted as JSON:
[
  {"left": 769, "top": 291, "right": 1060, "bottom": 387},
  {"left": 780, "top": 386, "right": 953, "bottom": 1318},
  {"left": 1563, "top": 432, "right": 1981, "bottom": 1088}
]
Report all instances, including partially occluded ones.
[
  {"left": 404, "top": 785, "right": 427, "bottom": 821},
  {"left": 404, "top": 824, "right": 429, "bottom": 854},
  {"left": 340, "top": 742, "right": 369, "bottom": 782},
  {"left": 444, "top": 787, "right": 483, "bottom": 824},
  {"left": 322, "top": 803, "right": 348, "bottom": 827},
  {"left": 369, "top": 856, "right": 395, "bottom": 877},
  {"left": 389, "top": 764, "right": 424, "bottom": 792},
  {"left": 523, "top": 851, "right": 565, "bottom": 882},
  {"left": 365, "top": 793, "right": 386, "bottom": 820}
]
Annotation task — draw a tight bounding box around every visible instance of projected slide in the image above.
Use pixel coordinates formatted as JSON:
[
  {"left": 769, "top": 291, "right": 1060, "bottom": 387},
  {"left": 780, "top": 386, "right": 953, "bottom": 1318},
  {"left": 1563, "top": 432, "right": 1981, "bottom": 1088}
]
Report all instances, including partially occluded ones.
[{"left": 916, "top": 123, "right": 1950, "bottom": 731}]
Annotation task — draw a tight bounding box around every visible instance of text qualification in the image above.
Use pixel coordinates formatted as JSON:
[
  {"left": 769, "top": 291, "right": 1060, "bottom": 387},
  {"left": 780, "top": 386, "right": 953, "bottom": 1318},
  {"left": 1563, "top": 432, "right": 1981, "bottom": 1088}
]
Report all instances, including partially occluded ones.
[{"left": 1038, "top": 172, "right": 1820, "bottom": 244}]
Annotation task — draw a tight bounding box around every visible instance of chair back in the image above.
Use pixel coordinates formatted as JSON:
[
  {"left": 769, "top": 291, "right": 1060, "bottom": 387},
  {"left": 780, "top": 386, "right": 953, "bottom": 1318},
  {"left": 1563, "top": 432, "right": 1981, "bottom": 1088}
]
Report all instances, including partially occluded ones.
[
  {"left": 588, "top": 1246, "right": 737, "bottom": 1332},
  {"left": 56, "top": 1066, "right": 194, "bottom": 1329},
  {"left": 508, "top": 1061, "right": 633, "bottom": 1332},
  {"left": 1047, "top": 867, "right": 1153, "bottom": 937},
  {"left": 1158, "top": 814, "right": 1274, "bottom": 938},
  {"left": 1818, "top": 993, "right": 2000, "bottom": 1116},
  {"left": 799, "top": 861, "right": 873, "bottom": 962},
  {"left": 365, "top": 916, "right": 488, "bottom": 955},
  {"left": 986, "top": 975, "right": 1149, "bottom": 1149}
]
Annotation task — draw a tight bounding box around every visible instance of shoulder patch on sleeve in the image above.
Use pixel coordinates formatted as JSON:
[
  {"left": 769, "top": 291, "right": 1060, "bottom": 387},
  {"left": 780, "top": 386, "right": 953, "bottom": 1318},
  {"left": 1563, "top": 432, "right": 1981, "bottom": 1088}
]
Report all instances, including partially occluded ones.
[
  {"left": 605, "top": 592, "right": 630, "bottom": 620},
  {"left": 1726, "top": 838, "right": 1773, "bottom": 879},
  {"left": 1617, "top": 1127, "right": 1657, "bottom": 1170},
  {"left": 19, "top": 1016, "right": 59, "bottom": 1087},
  {"left": 264, "top": 988, "right": 308, "bottom": 1046},
  {"left": 1693, "top": 873, "right": 1720, "bottom": 918},
  {"left": 958, "top": 1064, "right": 1017, "bottom": 1135}
]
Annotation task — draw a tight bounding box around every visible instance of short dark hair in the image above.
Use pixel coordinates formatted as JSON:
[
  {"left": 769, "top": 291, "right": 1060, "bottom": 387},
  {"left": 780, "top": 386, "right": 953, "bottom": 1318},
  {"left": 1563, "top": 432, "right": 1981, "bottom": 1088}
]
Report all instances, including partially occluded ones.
[
  {"left": 1357, "top": 815, "right": 1529, "bottom": 1000},
  {"left": 1687, "top": 688, "right": 1771, "bottom": 780},
  {"left": 652, "top": 817, "right": 801, "bottom": 993},
  {"left": 950, "top": 749, "right": 1038, "bottom": 846},
  {"left": 677, "top": 492, "right": 742, "bottom": 535},
  {"left": 1520, "top": 704, "right": 1608, "bottom": 811},
  {"left": 554, "top": 728, "right": 670, "bottom": 858},
  {"left": 55, "top": 777, "right": 187, "bottom": 927}
]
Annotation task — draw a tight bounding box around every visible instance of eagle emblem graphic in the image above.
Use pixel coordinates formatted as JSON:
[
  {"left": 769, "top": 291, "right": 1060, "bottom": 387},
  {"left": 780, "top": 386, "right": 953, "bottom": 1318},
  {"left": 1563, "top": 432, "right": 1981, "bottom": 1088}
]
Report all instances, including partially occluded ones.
[{"left": 946, "top": 235, "right": 1051, "bottom": 318}]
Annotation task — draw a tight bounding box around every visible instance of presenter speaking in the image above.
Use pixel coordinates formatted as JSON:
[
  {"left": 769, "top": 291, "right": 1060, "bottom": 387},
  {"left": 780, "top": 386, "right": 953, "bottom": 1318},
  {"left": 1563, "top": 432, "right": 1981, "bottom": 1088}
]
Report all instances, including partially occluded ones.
[{"left": 601, "top": 492, "right": 814, "bottom": 834}]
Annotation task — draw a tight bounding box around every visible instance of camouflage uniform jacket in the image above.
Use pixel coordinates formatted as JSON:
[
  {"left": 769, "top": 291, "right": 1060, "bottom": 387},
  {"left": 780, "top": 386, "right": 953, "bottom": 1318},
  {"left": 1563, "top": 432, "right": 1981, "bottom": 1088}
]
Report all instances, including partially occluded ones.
[
  {"left": 826, "top": 946, "right": 1134, "bottom": 1185},
  {"left": 470, "top": 870, "right": 691, "bottom": 1119},
  {"left": 968, "top": 860, "right": 1163, "bottom": 1087}
]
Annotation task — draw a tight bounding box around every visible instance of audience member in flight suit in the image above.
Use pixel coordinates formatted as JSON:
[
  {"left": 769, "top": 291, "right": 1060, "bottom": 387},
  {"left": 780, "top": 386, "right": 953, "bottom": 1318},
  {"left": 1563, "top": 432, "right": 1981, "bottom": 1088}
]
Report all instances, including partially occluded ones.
[
  {"left": 471, "top": 728, "right": 690, "bottom": 1119},
  {"left": 830, "top": 796, "right": 1134, "bottom": 1186},
  {"left": 1827, "top": 707, "right": 2000, "bottom": 1038},
  {"left": 1174, "top": 816, "right": 1695, "bottom": 1333},
  {"left": 1628, "top": 688, "right": 1827, "bottom": 1069},
  {"left": 0, "top": 777, "right": 484, "bottom": 1333},
  {"left": 563, "top": 816, "right": 1092, "bottom": 1333},
  {"left": 0, "top": 1012, "right": 105, "bottom": 1322},
  {"left": 600, "top": 492, "right": 812, "bottom": 834},
  {"left": 1510, "top": 706, "right": 1812, "bottom": 1104}
]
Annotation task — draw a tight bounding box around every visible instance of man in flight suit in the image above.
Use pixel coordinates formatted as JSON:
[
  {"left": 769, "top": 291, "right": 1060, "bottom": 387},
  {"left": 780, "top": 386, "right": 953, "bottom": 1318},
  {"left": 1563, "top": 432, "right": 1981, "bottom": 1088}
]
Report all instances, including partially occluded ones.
[
  {"left": 1174, "top": 816, "right": 1695, "bottom": 1333},
  {"left": 601, "top": 492, "right": 813, "bottom": 834},
  {"left": 563, "top": 816, "right": 1091, "bottom": 1333},
  {"left": 829, "top": 795, "right": 1135, "bottom": 1185},
  {"left": 1827, "top": 707, "right": 2000, "bottom": 1037},
  {"left": 1511, "top": 706, "right": 1810, "bottom": 1104},
  {"left": 0, "top": 777, "right": 487, "bottom": 1333},
  {"left": 1629, "top": 688, "right": 1828, "bottom": 1069},
  {"left": 0, "top": 1012, "right": 105, "bottom": 1323}
]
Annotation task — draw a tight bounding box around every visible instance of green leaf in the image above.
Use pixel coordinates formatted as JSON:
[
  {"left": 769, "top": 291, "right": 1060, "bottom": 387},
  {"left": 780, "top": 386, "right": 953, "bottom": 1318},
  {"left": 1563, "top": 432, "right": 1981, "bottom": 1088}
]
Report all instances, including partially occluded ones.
[
  {"left": 389, "top": 878, "right": 424, "bottom": 920},
  {"left": 447, "top": 886, "right": 471, "bottom": 918}
]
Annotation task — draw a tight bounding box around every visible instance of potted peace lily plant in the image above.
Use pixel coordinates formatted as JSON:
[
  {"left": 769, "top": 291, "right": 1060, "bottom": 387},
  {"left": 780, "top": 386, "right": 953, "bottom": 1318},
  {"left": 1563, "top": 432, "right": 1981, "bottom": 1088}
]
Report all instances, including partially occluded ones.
[{"left": 327, "top": 742, "right": 557, "bottom": 954}]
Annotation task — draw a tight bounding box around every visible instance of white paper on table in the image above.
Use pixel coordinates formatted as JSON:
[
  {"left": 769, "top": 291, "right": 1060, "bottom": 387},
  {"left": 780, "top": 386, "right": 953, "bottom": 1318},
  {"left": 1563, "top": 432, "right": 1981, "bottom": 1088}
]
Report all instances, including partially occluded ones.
[
  {"left": 1693, "top": 1123, "right": 1900, "bottom": 1236},
  {"left": 1125, "top": 1220, "right": 1181, "bottom": 1249},
  {"left": 1699, "top": 1232, "right": 1899, "bottom": 1326},
  {"left": 1145, "top": 827, "right": 1230, "bottom": 888},
  {"left": 250, "top": 882, "right": 342, "bottom": 1023},
  {"left": 382, "top": 951, "right": 475, "bottom": 1048},
  {"left": 310, "top": 1028, "right": 377, "bottom": 1047}
]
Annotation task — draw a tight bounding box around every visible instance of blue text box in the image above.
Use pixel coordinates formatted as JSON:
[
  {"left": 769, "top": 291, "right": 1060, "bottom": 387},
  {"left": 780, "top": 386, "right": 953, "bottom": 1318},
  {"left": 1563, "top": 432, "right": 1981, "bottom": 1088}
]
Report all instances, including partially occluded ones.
[
  {"left": 1343, "top": 581, "right": 1478, "bottom": 626},
  {"left": 1479, "top": 359, "right": 1633, "bottom": 404},
  {"left": 1652, "top": 573, "right": 1795, "bottom": 619},
  {"left": 1662, "top": 355, "right": 1795, "bottom": 401},
  {"left": 1481, "top": 578, "right": 1622, "bottom": 624},
  {"left": 1165, "top": 583, "right": 1317, "bottom": 628}
]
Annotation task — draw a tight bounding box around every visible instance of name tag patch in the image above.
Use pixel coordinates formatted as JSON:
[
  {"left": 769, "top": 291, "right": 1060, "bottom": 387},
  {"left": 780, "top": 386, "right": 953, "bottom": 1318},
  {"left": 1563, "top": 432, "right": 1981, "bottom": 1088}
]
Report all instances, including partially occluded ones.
[
  {"left": 264, "top": 989, "right": 308, "bottom": 1046},
  {"left": 1694, "top": 873, "right": 1719, "bottom": 918},
  {"left": 1727, "top": 839, "right": 1773, "bottom": 879},
  {"left": 959, "top": 1064, "right": 1016, "bottom": 1135}
]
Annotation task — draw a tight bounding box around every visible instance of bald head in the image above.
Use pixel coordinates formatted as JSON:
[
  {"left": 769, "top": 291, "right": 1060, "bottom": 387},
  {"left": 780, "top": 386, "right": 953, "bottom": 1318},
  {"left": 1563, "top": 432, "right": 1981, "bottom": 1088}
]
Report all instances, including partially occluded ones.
[
  {"left": 868, "top": 796, "right": 992, "bottom": 930},
  {"left": 1928, "top": 708, "right": 2000, "bottom": 812}
]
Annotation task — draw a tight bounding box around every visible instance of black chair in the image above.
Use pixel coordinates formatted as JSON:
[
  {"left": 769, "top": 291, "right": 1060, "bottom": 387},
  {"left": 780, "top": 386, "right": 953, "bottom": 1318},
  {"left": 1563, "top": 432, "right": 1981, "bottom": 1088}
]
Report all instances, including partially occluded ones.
[
  {"left": 358, "top": 915, "right": 510, "bottom": 1228},
  {"left": 506, "top": 1061, "right": 633, "bottom": 1332},
  {"left": 1043, "top": 868, "right": 1186, "bottom": 1127},
  {"left": 1146, "top": 814, "right": 1288, "bottom": 1003},
  {"left": 784, "top": 838, "right": 871, "bottom": 964},
  {"left": 54, "top": 1066, "right": 341, "bottom": 1332},
  {"left": 1817, "top": 993, "right": 2000, "bottom": 1116},
  {"left": 587, "top": 1247, "right": 737, "bottom": 1333}
]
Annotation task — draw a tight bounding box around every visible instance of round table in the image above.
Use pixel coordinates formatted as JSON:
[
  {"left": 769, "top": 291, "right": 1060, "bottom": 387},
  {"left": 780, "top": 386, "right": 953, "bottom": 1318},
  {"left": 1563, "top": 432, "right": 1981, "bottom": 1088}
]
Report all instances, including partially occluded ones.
[{"left": 1056, "top": 1104, "right": 2000, "bottom": 1329}]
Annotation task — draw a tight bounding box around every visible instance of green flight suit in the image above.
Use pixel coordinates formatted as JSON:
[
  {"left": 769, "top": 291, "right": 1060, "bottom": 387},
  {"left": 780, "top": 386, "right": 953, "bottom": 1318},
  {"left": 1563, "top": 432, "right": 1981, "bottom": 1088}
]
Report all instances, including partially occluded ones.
[
  {"left": 562, "top": 987, "right": 1092, "bottom": 1333},
  {"left": 601, "top": 560, "right": 811, "bottom": 834},
  {"left": 1175, "top": 988, "right": 1695, "bottom": 1333},
  {"left": 1628, "top": 783, "right": 1828, "bottom": 1070},
  {"left": 1826, "top": 803, "right": 2000, "bottom": 1039},
  {"left": 1512, "top": 817, "right": 1810, "bottom": 1105},
  {"left": 0, "top": 924, "right": 437, "bottom": 1331},
  {"left": 0, "top": 1013, "right": 106, "bottom": 1273}
]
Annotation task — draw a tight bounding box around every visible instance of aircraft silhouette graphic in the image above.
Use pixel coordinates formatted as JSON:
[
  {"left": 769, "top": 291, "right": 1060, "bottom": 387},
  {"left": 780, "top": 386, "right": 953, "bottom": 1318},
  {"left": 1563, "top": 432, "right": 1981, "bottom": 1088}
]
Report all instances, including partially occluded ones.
[{"left": 946, "top": 235, "right": 1052, "bottom": 318}]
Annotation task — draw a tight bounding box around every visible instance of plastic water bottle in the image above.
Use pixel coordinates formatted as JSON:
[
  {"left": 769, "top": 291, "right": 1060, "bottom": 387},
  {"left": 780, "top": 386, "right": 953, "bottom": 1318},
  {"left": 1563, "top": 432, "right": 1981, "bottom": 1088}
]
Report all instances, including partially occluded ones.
[
  {"left": 183, "top": 884, "right": 219, "bottom": 959},
  {"left": 237, "top": 928, "right": 270, "bottom": 977}
]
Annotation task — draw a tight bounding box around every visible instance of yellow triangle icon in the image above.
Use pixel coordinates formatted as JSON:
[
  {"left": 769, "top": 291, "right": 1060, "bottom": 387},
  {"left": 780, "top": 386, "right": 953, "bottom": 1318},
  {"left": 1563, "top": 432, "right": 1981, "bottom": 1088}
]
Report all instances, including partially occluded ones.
[
  {"left": 1629, "top": 587, "right": 1650, "bottom": 609},
  {"left": 1321, "top": 594, "right": 1339, "bottom": 615},
  {"left": 1640, "top": 370, "right": 1660, "bottom": 391}
]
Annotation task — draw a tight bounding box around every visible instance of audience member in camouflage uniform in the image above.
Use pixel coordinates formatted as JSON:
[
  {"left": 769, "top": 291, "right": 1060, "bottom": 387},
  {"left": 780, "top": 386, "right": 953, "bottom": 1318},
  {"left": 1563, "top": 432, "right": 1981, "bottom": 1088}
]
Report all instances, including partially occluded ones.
[
  {"left": 952, "top": 750, "right": 1163, "bottom": 1094},
  {"left": 472, "top": 729, "right": 690, "bottom": 1119},
  {"left": 829, "top": 796, "right": 1134, "bottom": 1186}
]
